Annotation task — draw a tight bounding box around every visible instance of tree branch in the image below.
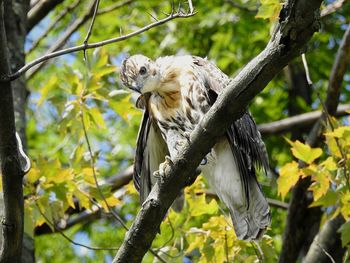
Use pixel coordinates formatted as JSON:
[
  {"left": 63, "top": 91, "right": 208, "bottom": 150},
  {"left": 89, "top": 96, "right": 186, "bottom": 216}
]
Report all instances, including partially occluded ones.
[
  {"left": 1, "top": 11, "right": 195, "bottom": 82},
  {"left": 303, "top": 215, "right": 345, "bottom": 263},
  {"left": 0, "top": 1, "right": 25, "bottom": 262},
  {"left": 27, "top": 0, "right": 82, "bottom": 54},
  {"left": 278, "top": 23, "right": 350, "bottom": 263},
  {"left": 257, "top": 104, "right": 350, "bottom": 136},
  {"left": 321, "top": 0, "right": 347, "bottom": 17},
  {"left": 112, "top": 1, "right": 323, "bottom": 262},
  {"left": 27, "top": 0, "right": 64, "bottom": 33}
]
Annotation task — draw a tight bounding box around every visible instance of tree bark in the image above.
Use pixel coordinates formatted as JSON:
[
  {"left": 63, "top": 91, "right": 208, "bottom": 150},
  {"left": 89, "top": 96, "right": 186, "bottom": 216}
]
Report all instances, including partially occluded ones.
[
  {"left": 303, "top": 215, "right": 345, "bottom": 263},
  {"left": 3, "top": 0, "right": 33, "bottom": 262},
  {"left": 0, "top": 1, "right": 25, "bottom": 262},
  {"left": 113, "top": 0, "right": 323, "bottom": 262}
]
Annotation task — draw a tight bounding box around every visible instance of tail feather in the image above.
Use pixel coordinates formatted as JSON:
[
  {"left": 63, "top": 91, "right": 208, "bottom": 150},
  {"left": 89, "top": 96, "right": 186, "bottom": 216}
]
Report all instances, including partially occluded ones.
[
  {"left": 202, "top": 139, "right": 271, "bottom": 241},
  {"left": 230, "top": 177, "right": 271, "bottom": 240}
]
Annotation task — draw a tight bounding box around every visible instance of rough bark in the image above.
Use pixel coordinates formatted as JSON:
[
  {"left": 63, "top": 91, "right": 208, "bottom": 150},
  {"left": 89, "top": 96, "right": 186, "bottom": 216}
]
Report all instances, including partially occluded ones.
[
  {"left": 279, "top": 24, "right": 350, "bottom": 263},
  {"left": 113, "top": 1, "right": 323, "bottom": 262},
  {"left": 0, "top": 1, "right": 25, "bottom": 262},
  {"left": 3, "top": 0, "right": 33, "bottom": 262},
  {"left": 303, "top": 215, "right": 345, "bottom": 263}
]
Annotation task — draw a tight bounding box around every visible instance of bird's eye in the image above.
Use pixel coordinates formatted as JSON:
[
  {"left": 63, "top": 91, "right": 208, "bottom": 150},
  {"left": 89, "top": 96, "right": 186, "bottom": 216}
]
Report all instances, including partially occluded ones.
[{"left": 139, "top": 66, "right": 147, "bottom": 75}]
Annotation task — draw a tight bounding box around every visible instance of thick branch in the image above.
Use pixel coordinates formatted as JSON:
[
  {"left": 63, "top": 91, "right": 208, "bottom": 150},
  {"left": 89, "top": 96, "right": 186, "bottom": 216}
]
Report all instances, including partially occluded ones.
[
  {"left": 279, "top": 24, "right": 350, "bottom": 263},
  {"left": 27, "top": 0, "right": 64, "bottom": 32},
  {"left": 113, "top": 1, "right": 323, "bottom": 262},
  {"left": 303, "top": 215, "right": 345, "bottom": 263},
  {"left": 0, "top": 1, "right": 24, "bottom": 262},
  {"left": 258, "top": 104, "right": 350, "bottom": 136}
]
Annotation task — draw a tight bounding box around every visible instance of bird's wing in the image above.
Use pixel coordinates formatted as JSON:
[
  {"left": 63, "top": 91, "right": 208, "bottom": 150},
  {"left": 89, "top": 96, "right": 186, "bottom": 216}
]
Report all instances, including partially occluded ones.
[
  {"left": 192, "top": 56, "right": 270, "bottom": 239},
  {"left": 193, "top": 56, "right": 269, "bottom": 200},
  {"left": 134, "top": 109, "right": 169, "bottom": 204}
]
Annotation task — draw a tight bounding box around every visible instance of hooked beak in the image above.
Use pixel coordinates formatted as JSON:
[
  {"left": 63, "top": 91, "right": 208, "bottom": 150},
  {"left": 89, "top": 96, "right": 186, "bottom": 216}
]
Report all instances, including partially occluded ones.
[{"left": 129, "top": 82, "right": 141, "bottom": 94}]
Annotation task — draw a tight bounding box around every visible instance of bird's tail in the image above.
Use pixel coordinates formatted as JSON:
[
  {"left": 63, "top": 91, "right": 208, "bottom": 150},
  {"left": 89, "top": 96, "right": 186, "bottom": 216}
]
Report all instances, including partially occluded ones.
[{"left": 229, "top": 176, "right": 271, "bottom": 241}]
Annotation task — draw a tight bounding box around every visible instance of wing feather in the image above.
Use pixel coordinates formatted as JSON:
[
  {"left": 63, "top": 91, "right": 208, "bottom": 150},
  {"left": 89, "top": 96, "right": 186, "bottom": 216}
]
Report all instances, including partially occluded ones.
[
  {"left": 134, "top": 110, "right": 169, "bottom": 204},
  {"left": 192, "top": 56, "right": 269, "bottom": 204}
]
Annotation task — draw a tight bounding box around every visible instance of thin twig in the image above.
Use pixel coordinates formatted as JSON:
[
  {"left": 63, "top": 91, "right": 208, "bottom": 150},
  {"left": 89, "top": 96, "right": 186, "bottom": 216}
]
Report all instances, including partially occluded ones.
[
  {"left": 35, "top": 202, "right": 119, "bottom": 251},
  {"left": 83, "top": 0, "right": 100, "bottom": 60},
  {"left": 1, "top": 12, "right": 195, "bottom": 82},
  {"left": 79, "top": 108, "right": 129, "bottom": 230},
  {"left": 302, "top": 53, "right": 313, "bottom": 85},
  {"left": 187, "top": 0, "right": 194, "bottom": 13}
]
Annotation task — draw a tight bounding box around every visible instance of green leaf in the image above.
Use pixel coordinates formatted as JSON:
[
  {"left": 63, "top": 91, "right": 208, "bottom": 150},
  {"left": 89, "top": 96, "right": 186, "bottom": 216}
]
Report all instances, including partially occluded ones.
[
  {"left": 339, "top": 220, "right": 350, "bottom": 247},
  {"left": 287, "top": 139, "right": 323, "bottom": 164}
]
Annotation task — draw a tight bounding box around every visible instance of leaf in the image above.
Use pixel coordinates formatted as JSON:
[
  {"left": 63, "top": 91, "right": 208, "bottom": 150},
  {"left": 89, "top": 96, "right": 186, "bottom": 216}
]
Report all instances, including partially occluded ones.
[
  {"left": 338, "top": 220, "right": 350, "bottom": 247},
  {"left": 256, "top": 0, "right": 281, "bottom": 21},
  {"left": 89, "top": 107, "right": 106, "bottom": 128},
  {"left": 321, "top": 157, "right": 338, "bottom": 171},
  {"left": 287, "top": 139, "right": 323, "bottom": 164},
  {"left": 340, "top": 192, "right": 350, "bottom": 220},
  {"left": 277, "top": 161, "right": 301, "bottom": 200},
  {"left": 188, "top": 194, "right": 218, "bottom": 217},
  {"left": 310, "top": 189, "right": 338, "bottom": 208},
  {"left": 38, "top": 75, "right": 58, "bottom": 106},
  {"left": 309, "top": 170, "right": 330, "bottom": 201}
]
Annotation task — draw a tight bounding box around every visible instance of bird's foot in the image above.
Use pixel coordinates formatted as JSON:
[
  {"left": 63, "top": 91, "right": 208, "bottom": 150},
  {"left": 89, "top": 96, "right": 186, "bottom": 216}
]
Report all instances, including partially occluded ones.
[
  {"left": 200, "top": 156, "right": 208, "bottom": 165},
  {"left": 153, "top": 155, "right": 174, "bottom": 183},
  {"left": 175, "top": 132, "right": 191, "bottom": 153}
]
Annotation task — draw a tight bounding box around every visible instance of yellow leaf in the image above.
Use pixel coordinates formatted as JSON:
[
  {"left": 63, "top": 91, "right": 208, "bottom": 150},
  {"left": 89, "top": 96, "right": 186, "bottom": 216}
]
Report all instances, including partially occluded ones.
[
  {"left": 324, "top": 126, "right": 350, "bottom": 138},
  {"left": 277, "top": 161, "right": 301, "bottom": 200},
  {"left": 309, "top": 171, "right": 330, "bottom": 201},
  {"left": 82, "top": 167, "right": 95, "bottom": 185},
  {"left": 321, "top": 157, "right": 338, "bottom": 171},
  {"left": 89, "top": 107, "right": 106, "bottom": 128},
  {"left": 66, "top": 192, "right": 76, "bottom": 209},
  {"left": 287, "top": 139, "right": 322, "bottom": 164},
  {"left": 26, "top": 167, "right": 41, "bottom": 184},
  {"left": 38, "top": 75, "right": 58, "bottom": 106},
  {"left": 340, "top": 192, "right": 350, "bottom": 220}
]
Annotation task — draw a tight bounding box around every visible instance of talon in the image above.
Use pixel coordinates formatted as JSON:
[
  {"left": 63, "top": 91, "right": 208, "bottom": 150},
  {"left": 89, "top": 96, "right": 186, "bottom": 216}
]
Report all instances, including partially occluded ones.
[
  {"left": 153, "top": 171, "right": 160, "bottom": 178},
  {"left": 165, "top": 155, "right": 174, "bottom": 166}
]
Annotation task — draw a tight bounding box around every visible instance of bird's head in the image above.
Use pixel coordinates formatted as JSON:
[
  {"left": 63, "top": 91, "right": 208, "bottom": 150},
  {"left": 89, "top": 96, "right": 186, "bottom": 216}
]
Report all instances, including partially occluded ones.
[{"left": 120, "top": 55, "right": 160, "bottom": 94}]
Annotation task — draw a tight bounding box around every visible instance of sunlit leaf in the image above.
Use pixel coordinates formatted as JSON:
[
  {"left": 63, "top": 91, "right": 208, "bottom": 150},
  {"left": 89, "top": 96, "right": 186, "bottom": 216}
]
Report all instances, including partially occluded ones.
[
  {"left": 287, "top": 139, "right": 323, "bottom": 164},
  {"left": 277, "top": 161, "right": 301, "bottom": 200}
]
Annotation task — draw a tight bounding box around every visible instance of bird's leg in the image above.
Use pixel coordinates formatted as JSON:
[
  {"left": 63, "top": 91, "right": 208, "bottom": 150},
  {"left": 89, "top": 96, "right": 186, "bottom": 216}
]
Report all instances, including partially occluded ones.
[{"left": 153, "top": 155, "right": 174, "bottom": 183}]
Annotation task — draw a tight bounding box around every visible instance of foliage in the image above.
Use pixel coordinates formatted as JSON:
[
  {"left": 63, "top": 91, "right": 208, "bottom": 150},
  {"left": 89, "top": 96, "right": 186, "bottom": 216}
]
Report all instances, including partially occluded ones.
[
  {"left": 5, "top": 0, "right": 347, "bottom": 262},
  {"left": 277, "top": 117, "right": 350, "bottom": 249}
]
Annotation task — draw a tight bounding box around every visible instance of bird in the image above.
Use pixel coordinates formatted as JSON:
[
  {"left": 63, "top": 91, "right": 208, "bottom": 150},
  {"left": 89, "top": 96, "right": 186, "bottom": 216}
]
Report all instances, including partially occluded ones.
[{"left": 120, "top": 54, "right": 271, "bottom": 240}]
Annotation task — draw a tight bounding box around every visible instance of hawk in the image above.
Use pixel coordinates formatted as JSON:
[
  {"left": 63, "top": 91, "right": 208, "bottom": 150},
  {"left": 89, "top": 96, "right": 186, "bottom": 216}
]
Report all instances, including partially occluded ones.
[{"left": 120, "top": 54, "right": 271, "bottom": 240}]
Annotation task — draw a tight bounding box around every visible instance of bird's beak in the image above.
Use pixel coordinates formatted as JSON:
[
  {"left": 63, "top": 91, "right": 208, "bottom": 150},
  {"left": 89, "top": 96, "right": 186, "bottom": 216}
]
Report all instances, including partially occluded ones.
[{"left": 129, "top": 81, "right": 141, "bottom": 94}]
